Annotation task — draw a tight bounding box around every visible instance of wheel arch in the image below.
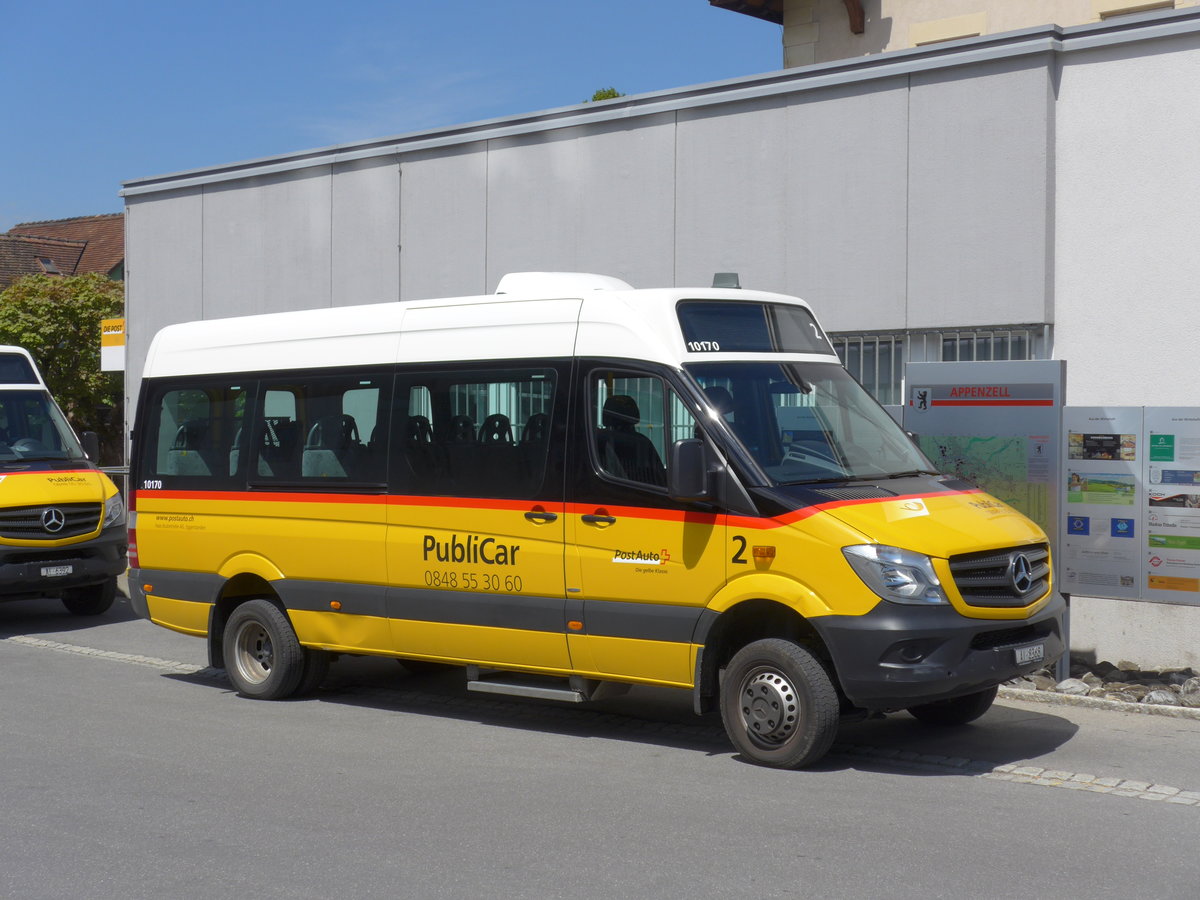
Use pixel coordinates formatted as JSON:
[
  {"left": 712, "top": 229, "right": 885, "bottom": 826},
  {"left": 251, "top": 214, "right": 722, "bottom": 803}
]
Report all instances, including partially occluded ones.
[
  {"left": 206, "top": 572, "right": 286, "bottom": 669},
  {"left": 692, "top": 596, "right": 835, "bottom": 715}
]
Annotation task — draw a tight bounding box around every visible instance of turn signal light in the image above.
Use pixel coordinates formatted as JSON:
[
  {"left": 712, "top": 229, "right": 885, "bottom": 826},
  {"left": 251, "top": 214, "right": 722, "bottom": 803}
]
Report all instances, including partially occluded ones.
[{"left": 752, "top": 546, "right": 776, "bottom": 559}]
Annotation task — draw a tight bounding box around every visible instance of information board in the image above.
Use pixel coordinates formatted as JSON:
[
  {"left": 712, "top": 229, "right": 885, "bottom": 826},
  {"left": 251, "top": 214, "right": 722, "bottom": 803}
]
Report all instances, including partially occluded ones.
[
  {"left": 1143, "top": 408, "right": 1200, "bottom": 606},
  {"left": 904, "top": 361, "right": 1065, "bottom": 553},
  {"left": 1060, "top": 407, "right": 1143, "bottom": 600}
]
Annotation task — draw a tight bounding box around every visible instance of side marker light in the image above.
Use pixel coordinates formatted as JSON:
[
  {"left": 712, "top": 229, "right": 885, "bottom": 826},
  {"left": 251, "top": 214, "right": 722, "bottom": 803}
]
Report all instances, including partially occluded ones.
[{"left": 752, "top": 546, "right": 776, "bottom": 560}]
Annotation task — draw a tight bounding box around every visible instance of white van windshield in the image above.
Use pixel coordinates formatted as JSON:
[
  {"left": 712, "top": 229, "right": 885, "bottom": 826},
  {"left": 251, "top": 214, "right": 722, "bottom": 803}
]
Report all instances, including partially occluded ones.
[
  {"left": 686, "top": 361, "right": 936, "bottom": 486},
  {"left": 0, "top": 390, "right": 86, "bottom": 463}
]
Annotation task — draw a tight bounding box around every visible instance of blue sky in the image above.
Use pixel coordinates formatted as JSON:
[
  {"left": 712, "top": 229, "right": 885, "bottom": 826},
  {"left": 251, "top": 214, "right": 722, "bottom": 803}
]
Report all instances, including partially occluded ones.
[{"left": 1, "top": 1, "right": 781, "bottom": 231}]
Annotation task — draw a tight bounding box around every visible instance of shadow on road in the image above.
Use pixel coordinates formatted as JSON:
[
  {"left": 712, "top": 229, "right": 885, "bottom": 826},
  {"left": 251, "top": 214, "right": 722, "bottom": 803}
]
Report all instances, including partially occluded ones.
[
  {"left": 165, "top": 653, "right": 1079, "bottom": 774},
  {"left": 0, "top": 591, "right": 139, "bottom": 638}
]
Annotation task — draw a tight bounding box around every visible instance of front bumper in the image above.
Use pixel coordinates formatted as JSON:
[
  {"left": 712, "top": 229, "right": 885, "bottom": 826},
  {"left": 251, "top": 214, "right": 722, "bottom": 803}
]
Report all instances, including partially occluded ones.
[
  {"left": 0, "top": 526, "right": 127, "bottom": 601},
  {"left": 814, "top": 593, "right": 1066, "bottom": 711}
]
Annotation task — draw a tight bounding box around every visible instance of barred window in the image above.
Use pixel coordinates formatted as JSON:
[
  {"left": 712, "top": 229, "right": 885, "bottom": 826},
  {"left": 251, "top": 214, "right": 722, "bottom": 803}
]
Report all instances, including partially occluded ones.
[{"left": 831, "top": 326, "right": 1048, "bottom": 405}]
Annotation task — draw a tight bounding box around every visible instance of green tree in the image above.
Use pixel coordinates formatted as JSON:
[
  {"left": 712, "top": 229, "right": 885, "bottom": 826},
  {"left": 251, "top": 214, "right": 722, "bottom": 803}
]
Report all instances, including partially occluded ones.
[
  {"left": 586, "top": 87, "right": 625, "bottom": 102},
  {"left": 0, "top": 273, "right": 124, "bottom": 460}
]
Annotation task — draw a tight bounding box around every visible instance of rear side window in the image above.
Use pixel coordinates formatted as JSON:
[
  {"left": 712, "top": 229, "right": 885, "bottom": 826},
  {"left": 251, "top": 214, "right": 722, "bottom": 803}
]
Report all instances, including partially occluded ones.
[
  {"left": 392, "top": 367, "right": 558, "bottom": 499},
  {"left": 139, "top": 381, "right": 248, "bottom": 490},
  {"left": 248, "top": 373, "right": 389, "bottom": 487}
]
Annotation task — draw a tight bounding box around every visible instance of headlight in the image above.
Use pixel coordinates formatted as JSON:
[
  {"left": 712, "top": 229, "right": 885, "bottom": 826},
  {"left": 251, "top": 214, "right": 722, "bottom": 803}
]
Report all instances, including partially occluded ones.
[
  {"left": 842, "top": 544, "right": 948, "bottom": 605},
  {"left": 103, "top": 493, "right": 125, "bottom": 528}
]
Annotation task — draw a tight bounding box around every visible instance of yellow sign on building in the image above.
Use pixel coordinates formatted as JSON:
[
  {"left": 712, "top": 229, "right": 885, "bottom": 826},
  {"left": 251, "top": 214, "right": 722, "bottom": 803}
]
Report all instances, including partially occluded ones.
[{"left": 101, "top": 318, "right": 125, "bottom": 372}]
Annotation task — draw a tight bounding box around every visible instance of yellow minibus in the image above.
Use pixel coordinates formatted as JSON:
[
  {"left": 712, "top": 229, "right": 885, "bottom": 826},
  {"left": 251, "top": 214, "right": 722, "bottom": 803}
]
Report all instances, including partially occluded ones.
[{"left": 128, "top": 273, "right": 1063, "bottom": 768}]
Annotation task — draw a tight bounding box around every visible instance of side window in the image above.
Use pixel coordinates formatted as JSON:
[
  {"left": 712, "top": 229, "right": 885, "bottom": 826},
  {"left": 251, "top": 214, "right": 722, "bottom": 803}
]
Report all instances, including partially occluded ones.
[
  {"left": 141, "top": 381, "right": 248, "bottom": 489},
  {"left": 591, "top": 371, "right": 696, "bottom": 489},
  {"left": 250, "top": 372, "right": 388, "bottom": 486},
  {"left": 392, "top": 368, "right": 557, "bottom": 499}
]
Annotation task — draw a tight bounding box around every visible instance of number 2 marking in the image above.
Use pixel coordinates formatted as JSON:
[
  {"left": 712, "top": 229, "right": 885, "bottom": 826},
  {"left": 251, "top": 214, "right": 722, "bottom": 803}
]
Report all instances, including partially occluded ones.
[{"left": 731, "top": 535, "right": 748, "bottom": 565}]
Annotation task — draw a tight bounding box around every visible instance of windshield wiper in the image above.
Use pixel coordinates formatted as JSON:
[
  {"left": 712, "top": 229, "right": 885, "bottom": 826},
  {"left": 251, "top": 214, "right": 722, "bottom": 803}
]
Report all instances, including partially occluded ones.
[{"left": 884, "top": 469, "right": 940, "bottom": 479}]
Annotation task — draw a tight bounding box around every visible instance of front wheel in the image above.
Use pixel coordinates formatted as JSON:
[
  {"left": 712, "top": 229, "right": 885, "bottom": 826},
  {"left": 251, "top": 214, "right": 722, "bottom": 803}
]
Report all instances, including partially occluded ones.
[
  {"left": 223, "top": 599, "right": 305, "bottom": 700},
  {"left": 907, "top": 685, "right": 998, "bottom": 726},
  {"left": 720, "top": 638, "right": 840, "bottom": 769},
  {"left": 61, "top": 578, "right": 117, "bottom": 616}
]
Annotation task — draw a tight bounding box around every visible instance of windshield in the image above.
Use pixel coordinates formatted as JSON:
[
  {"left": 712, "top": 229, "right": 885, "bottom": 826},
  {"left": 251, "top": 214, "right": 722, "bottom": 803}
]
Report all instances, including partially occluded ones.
[
  {"left": 0, "top": 390, "right": 86, "bottom": 464},
  {"left": 686, "top": 361, "right": 935, "bottom": 486}
]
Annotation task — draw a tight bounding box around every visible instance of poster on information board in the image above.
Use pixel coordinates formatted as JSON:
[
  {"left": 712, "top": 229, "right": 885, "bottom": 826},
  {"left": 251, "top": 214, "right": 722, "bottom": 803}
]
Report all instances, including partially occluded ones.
[
  {"left": 904, "top": 361, "right": 1064, "bottom": 553},
  {"left": 1059, "top": 407, "right": 1142, "bottom": 600},
  {"left": 1143, "top": 408, "right": 1200, "bottom": 606}
]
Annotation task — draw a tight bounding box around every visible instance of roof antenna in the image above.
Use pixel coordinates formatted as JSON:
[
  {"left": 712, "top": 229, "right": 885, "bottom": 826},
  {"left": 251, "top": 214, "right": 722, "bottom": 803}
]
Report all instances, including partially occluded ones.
[{"left": 712, "top": 272, "right": 740, "bottom": 289}]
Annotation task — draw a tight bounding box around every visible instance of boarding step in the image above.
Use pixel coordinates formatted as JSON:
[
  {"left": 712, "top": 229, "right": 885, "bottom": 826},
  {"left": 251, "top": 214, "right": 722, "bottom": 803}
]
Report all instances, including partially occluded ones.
[{"left": 466, "top": 667, "right": 595, "bottom": 703}]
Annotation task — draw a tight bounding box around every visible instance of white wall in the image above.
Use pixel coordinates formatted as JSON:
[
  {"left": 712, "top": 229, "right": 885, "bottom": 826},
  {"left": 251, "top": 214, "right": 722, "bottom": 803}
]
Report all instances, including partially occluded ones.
[{"left": 1054, "top": 29, "right": 1200, "bottom": 666}]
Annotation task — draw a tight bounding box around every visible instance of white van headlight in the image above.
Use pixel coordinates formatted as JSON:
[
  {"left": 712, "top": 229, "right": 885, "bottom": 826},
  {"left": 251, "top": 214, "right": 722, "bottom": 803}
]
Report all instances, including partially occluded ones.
[
  {"left": 103, "top": 493, "right": 125, "bottom": 528},
  {"left": 842, "top": 544, "right": 948, "bottom": 605}
]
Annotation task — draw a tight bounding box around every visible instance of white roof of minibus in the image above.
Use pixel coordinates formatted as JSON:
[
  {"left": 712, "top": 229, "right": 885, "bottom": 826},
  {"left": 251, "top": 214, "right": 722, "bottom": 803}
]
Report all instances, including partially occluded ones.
[
  {"left": 140, "top": 275, "right": 829, "bottom": 378},
  {"left": 0, "top": 345, "right": 48, "bottom": 389}
]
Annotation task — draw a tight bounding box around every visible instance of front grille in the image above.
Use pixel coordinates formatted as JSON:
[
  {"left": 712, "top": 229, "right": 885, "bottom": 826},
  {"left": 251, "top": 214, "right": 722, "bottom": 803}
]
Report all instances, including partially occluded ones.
[
  {"left": 0, "top": 503, "right": 101, "bottom": 540},
  {"left": 949, "top": 542, "right": 1050, "bottom": 608}
]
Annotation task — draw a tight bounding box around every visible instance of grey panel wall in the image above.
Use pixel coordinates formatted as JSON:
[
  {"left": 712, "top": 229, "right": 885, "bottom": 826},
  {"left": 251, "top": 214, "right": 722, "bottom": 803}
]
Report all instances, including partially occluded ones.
[
  {"left": 124, "top": 188, "right": 203, "bottom": 419},
  {"left": 485, "top": 115, "right": 677, "bottom": 292},
  {"left": 128, "top": 16, "right": 1200, "bottom": 406},
  {"left": 675, "top": 98, "right": 790, "bottom": 293},
  {"left": 784, "top": 79, "right": 909, "bottom": 332},
  {"left": 906, "top": 55, "right": 1054, "bottom": 329},
  {"left": 332, "top": 156, "right": 400, "bottom": 304},
  {"left": 201, "top": 168, "right": 334, "bottom": 319},
  {"left": 400, "top": 146, "right": 487, "bottom": 300}
]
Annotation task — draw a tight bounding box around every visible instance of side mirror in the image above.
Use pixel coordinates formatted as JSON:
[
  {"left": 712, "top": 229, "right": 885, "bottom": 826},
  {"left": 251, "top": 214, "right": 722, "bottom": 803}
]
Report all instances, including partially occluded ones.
[
  {"left": 668, "top": 439, "right": 711, "bottom": 501},
  {"left": 81, "top": 431, "right": 100, "bottom": 462}
]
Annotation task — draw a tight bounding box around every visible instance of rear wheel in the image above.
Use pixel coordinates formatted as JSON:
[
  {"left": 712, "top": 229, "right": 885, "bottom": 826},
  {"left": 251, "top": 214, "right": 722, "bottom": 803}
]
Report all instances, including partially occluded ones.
[
  {"left": 296, "top": 648, "right": 331, "bottom": 696},
  {"left": 223, "top": 599, "right": 305, "bottom": 699},
  {"left": 720, "top": 638, "right": 839, "bottom": 769},
  {"left": 61, "top": 577, "right": 117, "bottom": 616},
  {"left": 907, "top": 686, "right": 998, "bottom": 726}
]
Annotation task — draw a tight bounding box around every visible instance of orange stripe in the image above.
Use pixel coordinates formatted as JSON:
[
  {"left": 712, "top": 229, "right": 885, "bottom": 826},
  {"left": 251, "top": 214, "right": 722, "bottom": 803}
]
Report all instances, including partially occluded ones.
[{"left": 132, "top": 486, "right": 983, "bottom": 527}]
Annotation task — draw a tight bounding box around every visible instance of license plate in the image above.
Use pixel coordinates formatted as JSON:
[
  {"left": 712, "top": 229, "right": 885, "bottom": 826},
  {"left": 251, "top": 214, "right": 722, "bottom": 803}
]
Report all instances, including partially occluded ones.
[
  {"left": 41, "top": 565, "right": 73, "bottom": 578},
  {"left": 1014, "top": 643, "right": 1045, "bottom": 665}
]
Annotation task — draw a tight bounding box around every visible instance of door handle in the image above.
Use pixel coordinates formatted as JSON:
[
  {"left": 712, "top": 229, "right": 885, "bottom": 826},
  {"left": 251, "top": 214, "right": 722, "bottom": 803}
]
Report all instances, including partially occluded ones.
[
  {"left": 524, "top": 510, "right": 558, "bottom": 523},
  {"left": 581, "top": 513, "right": 617, "bottom": 525}
]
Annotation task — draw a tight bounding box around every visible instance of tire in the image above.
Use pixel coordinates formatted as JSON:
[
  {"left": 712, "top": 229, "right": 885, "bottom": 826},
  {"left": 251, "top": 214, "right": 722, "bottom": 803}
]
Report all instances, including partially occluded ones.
[
  {"left": 223, "top": 599, "right": 305, "bottom": 700},
  {"left": 720, "top": 638, "right": 840, "bottom": 769},
  {"left": 296, "top": 649, "right": 331, "bottom": 696},
  {"left": 907, "top": 685, "right": 998, "bottom": 726},
  {"left": 61, "top": 577, "right": 117, "bottom": 616}
]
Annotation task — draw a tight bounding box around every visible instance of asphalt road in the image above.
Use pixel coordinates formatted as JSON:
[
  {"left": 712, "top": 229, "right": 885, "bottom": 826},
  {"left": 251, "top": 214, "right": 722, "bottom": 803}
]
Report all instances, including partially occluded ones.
[{"left": 3, "top": 591, "right": 1199, "bottom": 899}]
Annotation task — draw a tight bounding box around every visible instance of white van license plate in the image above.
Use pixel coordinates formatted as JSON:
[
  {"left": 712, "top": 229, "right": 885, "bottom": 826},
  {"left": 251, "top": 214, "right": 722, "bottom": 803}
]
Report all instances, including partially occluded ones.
[
  {"left": 1014, "top": 643, "right": 1044, "bottom": 665},
  {"left": 41, "top": 565, "right": 73, "bottom": 578}
]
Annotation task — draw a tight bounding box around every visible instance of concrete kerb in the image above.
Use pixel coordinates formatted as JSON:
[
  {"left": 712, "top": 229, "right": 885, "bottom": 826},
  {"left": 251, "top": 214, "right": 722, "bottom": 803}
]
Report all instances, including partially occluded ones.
[{"left": 999, "top": 685, "right": 1200, "bottom": 720}]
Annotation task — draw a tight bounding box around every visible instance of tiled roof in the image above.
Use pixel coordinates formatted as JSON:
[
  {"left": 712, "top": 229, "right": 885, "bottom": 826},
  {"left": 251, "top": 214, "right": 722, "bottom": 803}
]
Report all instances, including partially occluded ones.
[
  {"left": 6, "top": 212, "right": 124, "bottom": 277},
  {"left": 0, "top": 234, "right": 87, "bottom": 290}
]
